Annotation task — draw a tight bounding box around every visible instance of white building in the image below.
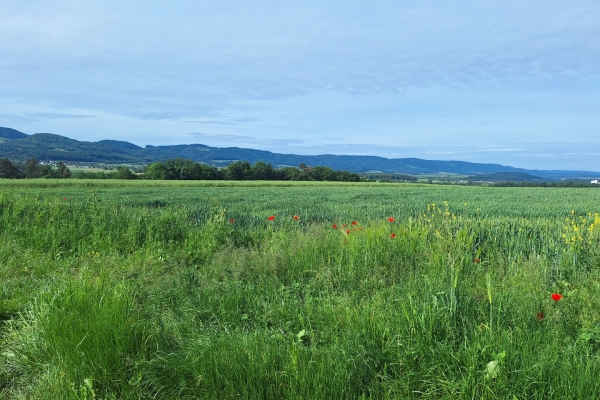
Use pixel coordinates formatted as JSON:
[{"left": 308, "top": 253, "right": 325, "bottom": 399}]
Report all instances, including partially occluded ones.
[{"left": 592, "top": 180, "right": 598, "bottom": 184}]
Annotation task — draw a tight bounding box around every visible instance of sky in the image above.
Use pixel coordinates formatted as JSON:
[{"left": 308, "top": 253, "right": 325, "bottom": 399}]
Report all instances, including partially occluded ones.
[{"left": 1, "top": 1, "right": 599, "bottom": 171}]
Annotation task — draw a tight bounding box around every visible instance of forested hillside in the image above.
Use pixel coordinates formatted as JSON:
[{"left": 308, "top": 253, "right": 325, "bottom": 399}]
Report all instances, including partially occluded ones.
[{"left": 1, "top": 126, "right": 599, "bottom": 179}]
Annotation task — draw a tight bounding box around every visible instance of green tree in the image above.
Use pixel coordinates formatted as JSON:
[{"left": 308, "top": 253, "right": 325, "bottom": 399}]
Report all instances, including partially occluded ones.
[
  {"left": 224, "top": 161, "right": 251, "bottom": 180},
  {"left": 144, "top": 159, "right": 221, "bottom": 180},
  {"left": 250, "top": 161, "right": 275, "bottom": 180},
  {"left": 0, "top": 158, "right": 20, "bottom": 178},
  {"left": 309, "top": 166, "right": 336, "bottom": 181},
  {"left": 56, "top": 162, "right": 72, "bottom": 178},
  {"left": 39, "top": 164, "right": 52, "bottom": 178},
  {"left": 179, "top": 159, "right": 203, "bottom": 180},
  {"left": 144, "top": 162, "right": 168, "bottom": 180},
  {"left": 25, "top": 159, "right": 40, "bottom": 178},
  {"left": 199, "top": 163, "right": 220, "bottom": 180},
  {"left": 111, "top": 166, "right": 137, "bottom": 180},
  {"left": 163, "top": 158, "right": 185, "bottom": 179},
  {"left": 277, "top": 167, "right": 302, "bottom": 181}
]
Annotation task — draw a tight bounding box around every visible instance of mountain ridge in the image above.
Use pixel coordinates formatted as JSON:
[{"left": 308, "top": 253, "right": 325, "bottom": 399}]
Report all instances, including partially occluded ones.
[{"left": 0, "top": 126, "right": 598, "bottom": 179}]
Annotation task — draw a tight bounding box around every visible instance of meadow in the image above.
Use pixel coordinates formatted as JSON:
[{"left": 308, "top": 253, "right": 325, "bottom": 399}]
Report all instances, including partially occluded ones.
[{"left": 0, "top": 180, "right": 599, "bottom": 399}]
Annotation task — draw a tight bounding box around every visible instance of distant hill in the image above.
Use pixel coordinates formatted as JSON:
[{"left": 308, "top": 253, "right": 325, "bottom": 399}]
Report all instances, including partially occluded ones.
[
  {"left": 0, "top": 132, "right": 151, "bottom": 163},
  {"left": 0, "top": 127, "right": 28, "bottom": 140},
  {"left": 465, "top": 172, "right": 545, "bottom": 182},
  {"left": 96, "top": 139, "right": 143, "bottom": 152},
  {"left": 1, "top": 126, "right": 599, "bottom": 180}
]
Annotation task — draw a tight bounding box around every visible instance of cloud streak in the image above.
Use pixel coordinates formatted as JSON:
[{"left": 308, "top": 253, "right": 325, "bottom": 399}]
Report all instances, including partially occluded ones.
[{"left": 26, "top": 113, "right": 94, "bottom": 120}]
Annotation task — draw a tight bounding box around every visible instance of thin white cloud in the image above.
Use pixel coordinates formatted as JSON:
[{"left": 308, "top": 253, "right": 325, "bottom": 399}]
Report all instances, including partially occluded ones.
[
  {"left": 26, "top": 113, "right": 94, "bottom": 119},
  {"left": 182, "top": 116, "right": 260, "bottom": 125},
  {"left": 187, "top": 132, "right": 307, "bottom": 147},
  {"left": 466, "top": 147, "right": 528, "bottom": 153},
  {"left": 183, "top": 120, "right": 233, "bottom": 125},
  {"left": 188, "top": 132, "right": 255, "bottom": 141},
  {"left": 0, "top": 114, "right": 36, "bottom": 125}
]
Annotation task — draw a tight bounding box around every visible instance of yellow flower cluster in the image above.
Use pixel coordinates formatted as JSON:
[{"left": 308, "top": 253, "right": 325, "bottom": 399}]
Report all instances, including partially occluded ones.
[
  {"left": 424, "top": 201, "right": 456, "bottom": 222},
  {"left": 562, "top": 212, "right": 600, "bottom": 248}
]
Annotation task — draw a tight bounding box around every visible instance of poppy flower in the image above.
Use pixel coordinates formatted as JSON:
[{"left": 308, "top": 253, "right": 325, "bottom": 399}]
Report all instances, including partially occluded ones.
[
  {"left": 332, "top": 224, "right": 337, "bottom": 229},
  {"left": 536, "top": 312, "right": 545, "bottom": 321},
  {"left": 474, "top": 258, "right": 480, "bottom": 264},
  {"left": 346, "top": 229, "right": 350, "bottom": 234},
  {"left": 267, "top": 215, "right": 275, "bottom": 221},
  {"left": 63, "top": 197, "right": 67, "bottom": 201},
  {"left": 551, "top": 293, "right": 563, "bottom": 302},
  {"left": 390, "top": 233, "right": 396, "bottom": 238},
  {"left": 388, "top": 217, "right": 395, "bottom": 223},
  {"left": 293, "top": 215, "right": 299, "bottom": 220},
  {"left": 351, "top": 221, "right": 357, "bottom": 225},
  {"left": 229, "top": 219, "right": 235, "bottom": 223}
]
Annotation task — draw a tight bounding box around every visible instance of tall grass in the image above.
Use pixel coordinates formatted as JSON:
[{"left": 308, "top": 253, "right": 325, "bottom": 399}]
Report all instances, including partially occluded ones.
[
  {"left": 1, "top": 271, "right": 146, "bottom": 399},
  {"left": 1, "top": 183, "right": 599, "bottom": 398}
]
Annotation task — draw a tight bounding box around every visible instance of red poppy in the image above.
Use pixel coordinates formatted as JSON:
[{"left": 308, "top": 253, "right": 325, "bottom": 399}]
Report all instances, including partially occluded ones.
[
  {"left": 388, "top": 217, "right": 395, "bottom": 223},
  {"left": 63, "top": 197, "right": 67, "bottom": 201},
  {"left": 351, "top": 221, "right": 357, "bottom": 225},
  {"left": 267, "top": 215, "right": 275, "bottom": 221},
  {"left": 332, "top": 224, "right": 337, "bottom": 229},
  {"left": 229, "top": 219, "right": 235, "bottom": 223},
  {"left": 536, "top": 312, "right": 545, "bottom": 321},
  {"left": 474, "top": 258, "right": 480, "bottom": 264},
  {"left": 293, "top": 215, "right": 299, "bottom": 220},
  {"left": 346, "top": 229, "right": 350, "bottom": 234},
  {"left": 390, "top": 233, "right": 396, "bottom": 238},
  {"left": 551, "top": 293, "right": 563, "bottom": 302}
]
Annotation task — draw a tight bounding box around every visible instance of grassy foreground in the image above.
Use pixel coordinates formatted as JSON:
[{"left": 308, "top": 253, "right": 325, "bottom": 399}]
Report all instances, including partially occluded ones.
[{"left": 1, "top": 181, "right": 599, "bottom": 399}]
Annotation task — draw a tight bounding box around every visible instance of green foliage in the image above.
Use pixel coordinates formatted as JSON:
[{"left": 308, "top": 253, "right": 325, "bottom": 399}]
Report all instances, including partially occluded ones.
[
  {"left": 110, "top": 166, "right": 137, "bottom": 180},
  {"left": 0, "top": 132, "right": 146, "bottom": 163},
  {"left": 0, "top": 158, "right": 21, "bottom": 178},
  {"left": 0, "top": 126, "right": 28, "bottom": 140},
  {"left": 1, "top": 181, "right": 599, "bottom": 398},
  {"left": 1, "top": 272, "right": 146, "bottom": 398},
  {"left": 141, "top": 158, "right": 361, "bottom": 181},
  {"left": 0, "top": 158, "right": 72, "bottom": 179},
  {"left": 144, "top": 158, "right": 220, "bottom": 180}
]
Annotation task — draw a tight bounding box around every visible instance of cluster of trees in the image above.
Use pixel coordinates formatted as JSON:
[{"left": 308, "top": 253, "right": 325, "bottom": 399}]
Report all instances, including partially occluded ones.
[
  {"left": 143, "top": 159, "right": 360, "bottom": 181},
  {"left": 0, "top": 158, "right": 71, "bottom": 179},
  {"left": 0, "top": 158, "right": 361, "bottom": 182}
]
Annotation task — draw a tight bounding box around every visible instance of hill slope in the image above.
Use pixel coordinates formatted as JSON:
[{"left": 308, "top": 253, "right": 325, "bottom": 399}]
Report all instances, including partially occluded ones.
[
  {"left": 465, "top": 172, "right": 545, "bottom": 182},
  {"left": 1, "top": 126, "right": 598, "bottom": 179},
  {"left": 0, "top": 127, "right": 28, "bottom": 140}
]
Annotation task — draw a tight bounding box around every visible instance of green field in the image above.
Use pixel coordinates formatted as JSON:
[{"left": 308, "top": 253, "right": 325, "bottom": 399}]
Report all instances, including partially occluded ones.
[{"left": 1, "top": 180, "right": 599, "bottom": 399}]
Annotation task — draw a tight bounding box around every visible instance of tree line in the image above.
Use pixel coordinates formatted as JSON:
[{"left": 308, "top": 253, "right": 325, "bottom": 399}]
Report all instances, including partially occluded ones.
[
  {"left": 142, "top": 159, "right": 360, "bottom": 181},
  {"left": 0, "top": 158, "right": 361, "bottom": 182},
  {"left": 0, "top": 159, "right": 72, "bottom": 179}
]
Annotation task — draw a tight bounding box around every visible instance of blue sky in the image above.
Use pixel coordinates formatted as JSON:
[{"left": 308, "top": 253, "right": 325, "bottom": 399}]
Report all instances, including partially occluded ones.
[{"left": 1, "top": 1, "right": 599, "bottom": 171}]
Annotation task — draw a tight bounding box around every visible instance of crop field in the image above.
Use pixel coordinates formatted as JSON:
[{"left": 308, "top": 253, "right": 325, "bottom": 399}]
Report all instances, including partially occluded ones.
[{"left": 1, "top": 180, "right": 599, "bottom": 399}]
